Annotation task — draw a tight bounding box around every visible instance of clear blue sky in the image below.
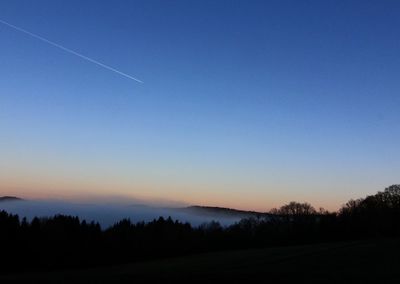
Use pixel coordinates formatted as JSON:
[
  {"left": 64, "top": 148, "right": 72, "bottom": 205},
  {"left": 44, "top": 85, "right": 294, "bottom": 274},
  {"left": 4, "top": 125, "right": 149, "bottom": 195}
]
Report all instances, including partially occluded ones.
[{"left": 1, "top": 0, "right": 399, "bottom": 210}]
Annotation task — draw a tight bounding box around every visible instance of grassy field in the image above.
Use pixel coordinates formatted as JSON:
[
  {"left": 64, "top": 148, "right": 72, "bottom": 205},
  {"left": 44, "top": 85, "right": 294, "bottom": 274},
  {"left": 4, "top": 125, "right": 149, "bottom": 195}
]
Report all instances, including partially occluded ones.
[{"left": 2, "top": 239, "right": 400, "bottom": 283}]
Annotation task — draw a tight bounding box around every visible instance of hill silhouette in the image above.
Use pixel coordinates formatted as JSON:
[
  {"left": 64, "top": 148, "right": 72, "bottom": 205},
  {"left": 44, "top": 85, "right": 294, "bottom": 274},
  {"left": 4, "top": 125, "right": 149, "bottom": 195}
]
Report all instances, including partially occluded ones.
[
  {"left": 0, "top": 185, "right": 400, "bottom": 276},
  {"left": 0, "top": 196, "right": 22, "bottom": 202},
  {"left": 182, "top": 205, "right": 270, "bottom": 218}
]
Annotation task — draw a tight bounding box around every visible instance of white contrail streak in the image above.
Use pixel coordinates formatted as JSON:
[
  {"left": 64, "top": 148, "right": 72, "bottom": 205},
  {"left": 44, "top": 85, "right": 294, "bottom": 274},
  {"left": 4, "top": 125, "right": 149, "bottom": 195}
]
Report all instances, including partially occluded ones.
[{"left": 0, "top": 19, "right": 143, "bottom": 83}]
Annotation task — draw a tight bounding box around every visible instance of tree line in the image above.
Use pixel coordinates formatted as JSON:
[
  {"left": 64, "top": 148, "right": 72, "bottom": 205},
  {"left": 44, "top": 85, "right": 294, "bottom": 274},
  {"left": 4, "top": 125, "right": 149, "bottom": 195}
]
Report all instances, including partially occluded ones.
[{"left": 1, "top": 184, "right": 399, "bottom": 273}]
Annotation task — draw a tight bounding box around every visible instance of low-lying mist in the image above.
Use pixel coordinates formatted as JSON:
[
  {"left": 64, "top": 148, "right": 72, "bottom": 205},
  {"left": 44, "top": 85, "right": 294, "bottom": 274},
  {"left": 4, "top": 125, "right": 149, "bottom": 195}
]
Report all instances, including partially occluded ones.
[{"left": 0, "top": 199, "right": 244, "bottom": 228}]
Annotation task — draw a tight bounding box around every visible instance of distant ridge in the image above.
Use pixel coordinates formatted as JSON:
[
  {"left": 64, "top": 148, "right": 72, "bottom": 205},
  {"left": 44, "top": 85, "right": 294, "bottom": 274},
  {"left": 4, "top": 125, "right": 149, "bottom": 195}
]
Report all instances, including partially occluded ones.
[
  {"left": 182, "top": 206, "right": 270, "bottom": 218},
  {"left": 0, "top": 196, "right": 23, "bottom": 202}
]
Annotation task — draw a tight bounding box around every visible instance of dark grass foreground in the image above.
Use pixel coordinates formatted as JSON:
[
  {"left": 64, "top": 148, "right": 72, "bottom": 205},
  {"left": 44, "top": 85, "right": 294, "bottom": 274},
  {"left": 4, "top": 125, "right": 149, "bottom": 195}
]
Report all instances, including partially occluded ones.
[
  {"left": 1, "top": 238, "right": 400, "bottom": 284},
  {"left": 1, "top": 185, "right": 400, "bottom": 283}
]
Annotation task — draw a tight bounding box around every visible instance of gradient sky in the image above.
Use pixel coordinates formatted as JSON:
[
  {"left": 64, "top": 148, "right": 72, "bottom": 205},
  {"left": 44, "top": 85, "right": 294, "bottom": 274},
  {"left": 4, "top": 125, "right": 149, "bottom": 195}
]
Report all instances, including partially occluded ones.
[{"left": 1, "top": 0, "right": 399, "bottom": 211}]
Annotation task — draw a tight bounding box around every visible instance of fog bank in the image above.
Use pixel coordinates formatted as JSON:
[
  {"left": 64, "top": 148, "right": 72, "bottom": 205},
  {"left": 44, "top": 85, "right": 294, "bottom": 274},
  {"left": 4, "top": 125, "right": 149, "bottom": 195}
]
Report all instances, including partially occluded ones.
[{"left": 0, "top": 199, "right": 244, "bottom": 228}]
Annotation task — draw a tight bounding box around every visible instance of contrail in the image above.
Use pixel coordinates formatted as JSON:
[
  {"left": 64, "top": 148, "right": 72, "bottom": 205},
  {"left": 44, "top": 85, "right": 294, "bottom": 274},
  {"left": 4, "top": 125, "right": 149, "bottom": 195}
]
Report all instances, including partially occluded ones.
[{"left": 0, "top": 19, "right": 143, "bottom": 83}]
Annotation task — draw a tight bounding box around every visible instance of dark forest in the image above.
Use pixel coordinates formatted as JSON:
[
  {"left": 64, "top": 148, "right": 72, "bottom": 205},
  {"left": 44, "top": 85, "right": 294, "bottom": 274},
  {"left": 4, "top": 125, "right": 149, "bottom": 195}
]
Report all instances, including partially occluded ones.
[{"left": 1, "top": 185, "right": 399, "bottom": 274}]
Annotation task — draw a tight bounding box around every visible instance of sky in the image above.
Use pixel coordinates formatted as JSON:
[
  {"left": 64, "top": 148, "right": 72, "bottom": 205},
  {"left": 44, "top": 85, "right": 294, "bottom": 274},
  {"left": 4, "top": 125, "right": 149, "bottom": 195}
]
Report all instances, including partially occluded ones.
[{"left": 0, "top": 0, "right": 399, "bottom": 211}]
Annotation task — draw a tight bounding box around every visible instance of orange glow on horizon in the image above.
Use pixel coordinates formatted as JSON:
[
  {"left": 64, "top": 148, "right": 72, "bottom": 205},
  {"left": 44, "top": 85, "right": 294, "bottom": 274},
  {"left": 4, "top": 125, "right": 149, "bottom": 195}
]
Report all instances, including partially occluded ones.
[{"left": 0, "top": 179, "right": 344, "bottom": 212}]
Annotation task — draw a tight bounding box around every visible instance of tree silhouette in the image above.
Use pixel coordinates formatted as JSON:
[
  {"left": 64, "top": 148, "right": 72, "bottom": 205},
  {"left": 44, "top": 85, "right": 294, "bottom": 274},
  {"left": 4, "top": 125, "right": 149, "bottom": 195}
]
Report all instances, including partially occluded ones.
[{"left": 0, "top": 184, "right": 399, "bottom": 273}]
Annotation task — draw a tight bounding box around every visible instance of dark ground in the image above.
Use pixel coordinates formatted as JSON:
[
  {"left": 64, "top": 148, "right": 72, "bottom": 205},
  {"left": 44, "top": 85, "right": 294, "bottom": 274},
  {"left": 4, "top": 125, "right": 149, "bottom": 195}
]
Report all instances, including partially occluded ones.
[{"left": 1, "top": 238, "right": 400, "bottom": 283}]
